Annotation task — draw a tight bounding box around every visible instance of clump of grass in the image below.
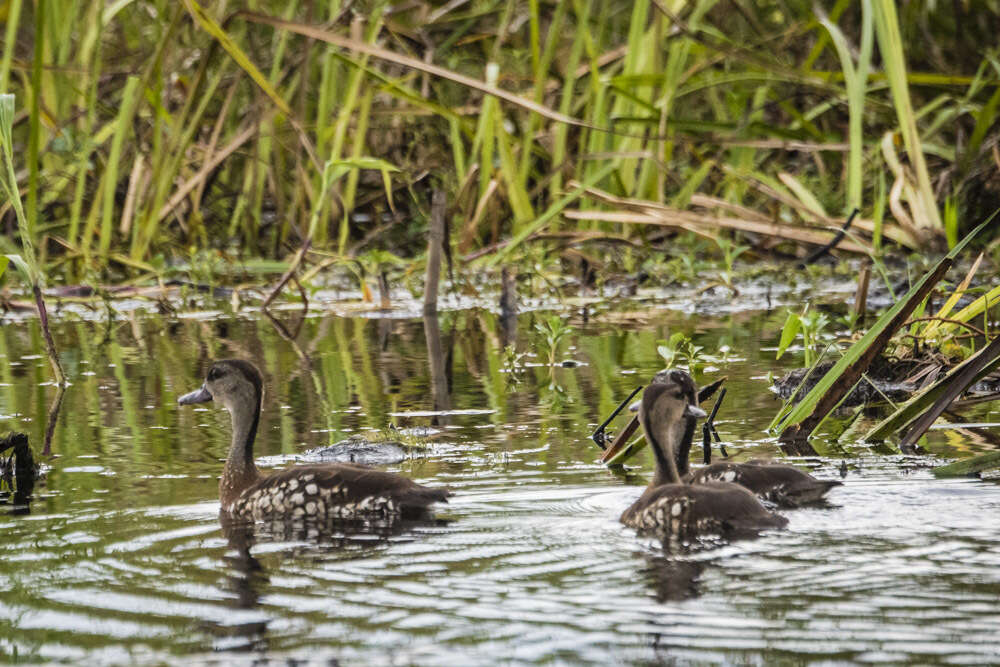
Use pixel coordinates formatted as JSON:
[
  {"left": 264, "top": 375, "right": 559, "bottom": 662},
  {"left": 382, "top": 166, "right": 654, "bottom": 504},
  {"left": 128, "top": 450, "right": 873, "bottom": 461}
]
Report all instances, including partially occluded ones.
[{"left": 1, "top": 0, "right": 998, "bottom": 291}]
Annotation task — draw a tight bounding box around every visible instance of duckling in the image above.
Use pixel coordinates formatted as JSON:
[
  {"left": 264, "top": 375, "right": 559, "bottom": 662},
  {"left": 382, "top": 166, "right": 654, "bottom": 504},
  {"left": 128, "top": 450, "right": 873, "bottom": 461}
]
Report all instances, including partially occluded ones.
[
  {"left": 654, "top": 375, "right": 841, "bottom": 507},
  {"left": 619, "top": 370, "right": 787, "bottom": 538},
  {"left": 178, "top": 360, "right": 449, "bottom": 521}
]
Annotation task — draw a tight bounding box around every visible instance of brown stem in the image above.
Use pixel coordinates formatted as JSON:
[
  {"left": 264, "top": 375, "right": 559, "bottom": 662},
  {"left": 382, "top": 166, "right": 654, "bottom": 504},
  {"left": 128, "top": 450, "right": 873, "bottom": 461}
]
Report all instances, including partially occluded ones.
[
  {"left": 32, "top": 285, "right": 65, "bottom": 386},
  {"left": 423, "top": 189, "right": 447, "bottom": 316},
  {"left": 262, "top": 238, "right": 311, "bottom": 310}
]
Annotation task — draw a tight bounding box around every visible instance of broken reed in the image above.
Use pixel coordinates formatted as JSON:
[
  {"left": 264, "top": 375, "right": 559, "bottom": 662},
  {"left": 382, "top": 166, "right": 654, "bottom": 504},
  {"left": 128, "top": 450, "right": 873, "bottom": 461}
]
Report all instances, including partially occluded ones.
[{"left": 0, "top": 0, "right": 997, "bottom": 286}]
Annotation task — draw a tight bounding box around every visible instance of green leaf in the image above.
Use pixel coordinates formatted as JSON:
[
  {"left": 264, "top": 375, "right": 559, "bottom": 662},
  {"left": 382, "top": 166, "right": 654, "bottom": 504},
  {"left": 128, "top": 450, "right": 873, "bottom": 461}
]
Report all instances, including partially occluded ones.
[
  {"left": 3, "top": 254, "right": 32, "bottom": 282},
  {"left": 0, "top": 255, "right": 7, "bottom": 279},
  {"left": 776, "top": 312, "right": 801, "bottom": 360},
  {"left": 181, "top": 0, "right": 291, "bottom": 116}
]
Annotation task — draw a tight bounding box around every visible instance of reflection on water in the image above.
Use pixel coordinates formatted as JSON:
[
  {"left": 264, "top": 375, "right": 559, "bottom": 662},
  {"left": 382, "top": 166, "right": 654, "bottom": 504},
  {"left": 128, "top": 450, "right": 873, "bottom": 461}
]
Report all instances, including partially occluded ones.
[{"left": 2, "top": 303, "right": 1000, "bottom": 664}]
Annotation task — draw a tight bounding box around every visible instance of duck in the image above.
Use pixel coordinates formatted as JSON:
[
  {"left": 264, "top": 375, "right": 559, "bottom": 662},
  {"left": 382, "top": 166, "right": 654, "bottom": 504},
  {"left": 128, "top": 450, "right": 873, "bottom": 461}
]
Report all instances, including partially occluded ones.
[
  {"left": 654, "top": 373, "right": 841, "bottom": 507},
  {"left": 625, "top": 370, "right": 841, "bottom": 507},
  {"left": 178, "top": 359, "right": 450, "bottom": 521},
  {"left": 618, "top": 369, "right": 787, "bottom": 538}
]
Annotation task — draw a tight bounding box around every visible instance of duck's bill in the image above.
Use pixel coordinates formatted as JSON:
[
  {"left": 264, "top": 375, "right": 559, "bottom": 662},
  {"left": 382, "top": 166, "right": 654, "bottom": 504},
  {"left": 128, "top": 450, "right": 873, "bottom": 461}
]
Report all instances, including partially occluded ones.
[
  {"left": 685, "top": 404, "right": 708, "bottom": 419},
  {"left": 178, "top": 385, "right": 213, "bottom": 405}
]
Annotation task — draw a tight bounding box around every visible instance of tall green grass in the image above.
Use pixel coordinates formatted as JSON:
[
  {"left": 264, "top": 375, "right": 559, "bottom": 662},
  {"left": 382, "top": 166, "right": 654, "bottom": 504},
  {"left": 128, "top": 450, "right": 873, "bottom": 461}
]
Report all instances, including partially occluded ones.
[{"left": 0, "top": 1, "right": 996, "bottom": 286}]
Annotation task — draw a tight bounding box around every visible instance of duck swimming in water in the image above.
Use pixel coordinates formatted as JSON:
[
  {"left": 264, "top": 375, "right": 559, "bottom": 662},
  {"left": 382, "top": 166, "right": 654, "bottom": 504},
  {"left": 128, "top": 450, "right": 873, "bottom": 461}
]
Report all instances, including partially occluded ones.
[
  {"left": 178, "top": 359, "right": 449, "bottom": 521},
  {"left": 622, "top": 370, "right": 841, "bottom": 507},
  {"left": 646, "top": 371, "right": 841, "bottom": 506},
  {"left": 618, "top": 370, "right": 787, "bottom": 538}
]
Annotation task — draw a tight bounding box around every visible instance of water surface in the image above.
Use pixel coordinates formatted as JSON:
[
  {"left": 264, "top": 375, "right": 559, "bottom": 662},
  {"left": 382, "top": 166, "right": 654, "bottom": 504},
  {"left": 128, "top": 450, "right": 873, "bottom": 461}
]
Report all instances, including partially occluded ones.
[{"left": 2, "top": 293, "right": 1000, "bottom": 664}]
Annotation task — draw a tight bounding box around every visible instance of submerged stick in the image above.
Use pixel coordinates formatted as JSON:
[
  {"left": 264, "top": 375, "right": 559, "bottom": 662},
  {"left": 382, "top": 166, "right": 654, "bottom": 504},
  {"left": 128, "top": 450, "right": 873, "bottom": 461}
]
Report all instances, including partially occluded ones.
[
  {"left": 600, "top": 417, "right": 640, "bottom": 464},
  {"left": 592, "top": 385, "right": 644, "bottom": 450}
]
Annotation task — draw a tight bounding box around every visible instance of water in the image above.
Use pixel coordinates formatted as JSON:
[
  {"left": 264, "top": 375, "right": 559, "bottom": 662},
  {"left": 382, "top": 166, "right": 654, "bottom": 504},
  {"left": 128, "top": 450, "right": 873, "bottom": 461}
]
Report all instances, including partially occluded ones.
[{"left": 2, "top": 295, "right": 1000, "bottom": 665}]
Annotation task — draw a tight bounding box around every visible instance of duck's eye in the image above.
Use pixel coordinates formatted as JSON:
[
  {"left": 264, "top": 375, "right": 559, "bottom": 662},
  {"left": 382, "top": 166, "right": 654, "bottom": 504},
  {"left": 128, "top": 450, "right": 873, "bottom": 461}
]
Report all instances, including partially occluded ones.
[{"left": 207, "top": 367, "right": 223, "bottom": 381}]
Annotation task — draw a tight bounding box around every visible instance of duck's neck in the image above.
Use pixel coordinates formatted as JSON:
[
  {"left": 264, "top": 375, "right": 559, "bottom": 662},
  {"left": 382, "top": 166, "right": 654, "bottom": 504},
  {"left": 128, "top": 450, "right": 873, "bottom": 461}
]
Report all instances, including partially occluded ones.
[
  {"left": 643, "top": 411, "right": 683, "bottom": 487},
  {"left": 673, "top": 417, "right": 696, "bottom": 478},
  {"left": 220, "top": 394, "right": 261, "bottom": 510}
]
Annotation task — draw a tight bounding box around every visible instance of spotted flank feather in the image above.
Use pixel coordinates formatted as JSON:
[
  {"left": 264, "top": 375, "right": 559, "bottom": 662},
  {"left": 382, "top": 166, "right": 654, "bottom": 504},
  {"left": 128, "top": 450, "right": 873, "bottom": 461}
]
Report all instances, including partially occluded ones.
[
  {"left": 621, "top": 482, "right": 788, "bottom": 538},
  {"left": 229, "top": 463, "right": 451, "bottom": 521},
  {"left": 685, "top": 461, "right": 841, "bottom": 507}
]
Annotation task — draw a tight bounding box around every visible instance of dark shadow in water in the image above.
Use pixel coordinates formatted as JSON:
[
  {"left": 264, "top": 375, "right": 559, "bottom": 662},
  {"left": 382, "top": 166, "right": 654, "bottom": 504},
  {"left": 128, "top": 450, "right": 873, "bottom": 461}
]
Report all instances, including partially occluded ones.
[
  {"left": 639, "top": 551, "right": 709, "bottom": 603},
  {"left": 212, "top": 512, "right": 451, "bottom": 652},
  {"left": 499, "top": 267, "right": 518, "bottom": 347},
  {"left": 42, "top": 385, "right": 65, "bottom": 457},
  {"left": 1, "top": 432, "right": 39, "bottom": 514},
  {"left": 424, "top": 314, "right": 451, "bottom": 426}
]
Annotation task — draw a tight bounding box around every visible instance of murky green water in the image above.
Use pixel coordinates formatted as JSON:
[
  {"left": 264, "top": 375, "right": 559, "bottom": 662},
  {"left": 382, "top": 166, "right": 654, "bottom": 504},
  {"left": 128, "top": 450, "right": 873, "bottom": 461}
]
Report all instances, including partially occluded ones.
[{"left": 2, "top": 289, "right": 1000, "bottom": 664}]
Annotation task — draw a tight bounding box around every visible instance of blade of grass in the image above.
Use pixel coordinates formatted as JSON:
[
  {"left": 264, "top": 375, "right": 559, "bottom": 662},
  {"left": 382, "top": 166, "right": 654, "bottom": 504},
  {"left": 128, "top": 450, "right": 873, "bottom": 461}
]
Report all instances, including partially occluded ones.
[
  {"left": 873, "top": 0, "right": 942, "bottom": 232},
  {"left": 99, "top": 75, "right": 141, "bottom": 261},
  {"left": 818, "top": 0, "right": 872, "bottom": 214},
  {"left": 865, "top": 345, "right": 1000, "bottom": 442},
  {"left": 487, "top": 161, "right": 617, "bottom": 266},
  {"left": 240, "top": 11, "right": 610, "bottom": 133},
  {"left": 0, "top": 0, "right": 22, "bottom": 92},
  {"left": 898, "top": 335, "right": 1000, "bottom": 450},
  {"left": 181, "top": 0, "right": 290, "bottom": 115},
  {"left": 933, "top": 451, "right": 1000, "bottom": 478}
]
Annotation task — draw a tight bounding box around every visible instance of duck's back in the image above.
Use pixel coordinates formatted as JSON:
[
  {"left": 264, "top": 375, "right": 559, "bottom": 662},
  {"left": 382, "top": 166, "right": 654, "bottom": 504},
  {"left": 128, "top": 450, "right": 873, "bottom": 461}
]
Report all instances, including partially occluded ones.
[
  {"left": 685, "top": 461, "right": 841, "bottom": 506},
  {"left": 230, "top": 463, "right": 450, "bottom": 520},
  {"left": 621, "top": 481, "right": 787, "bottom": 538}
]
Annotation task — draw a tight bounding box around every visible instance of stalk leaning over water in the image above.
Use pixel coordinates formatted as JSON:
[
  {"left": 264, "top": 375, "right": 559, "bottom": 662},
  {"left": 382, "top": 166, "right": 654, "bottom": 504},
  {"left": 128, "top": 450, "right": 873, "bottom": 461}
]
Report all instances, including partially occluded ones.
[{"left": 0, "top": 94, "right": 65, "bottom": 387}]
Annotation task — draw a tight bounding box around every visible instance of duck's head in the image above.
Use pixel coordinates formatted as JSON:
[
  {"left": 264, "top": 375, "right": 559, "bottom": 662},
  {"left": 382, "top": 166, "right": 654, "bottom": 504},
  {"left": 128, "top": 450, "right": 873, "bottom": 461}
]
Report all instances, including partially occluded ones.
[
  {"left": 611, "top": 369, "right": 706, "bottom": 484},
  {"left": 178, "top": 359, "right": 263, "bottom": 415},
  {"left": 643, "top": 369, "right": 705, "bottom": 425},
  {"left": 644, "top": 370, "right": 706, "bottom": 483}
]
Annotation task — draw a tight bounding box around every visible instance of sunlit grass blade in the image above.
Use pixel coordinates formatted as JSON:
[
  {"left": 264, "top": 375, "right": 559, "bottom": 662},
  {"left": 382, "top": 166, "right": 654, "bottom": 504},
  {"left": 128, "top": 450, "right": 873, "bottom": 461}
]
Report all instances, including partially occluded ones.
[
  {"left": 872, "top": 0, "right": 942, "bottom": 233},
  {"left": 99, "top": 75, "right": 141, "bottom": 261}
]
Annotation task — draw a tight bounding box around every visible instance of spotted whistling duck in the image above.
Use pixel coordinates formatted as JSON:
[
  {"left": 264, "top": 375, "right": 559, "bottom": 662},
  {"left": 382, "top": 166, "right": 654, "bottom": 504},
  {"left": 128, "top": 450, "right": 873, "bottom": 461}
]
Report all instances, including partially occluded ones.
[
  {"left": 178, "top": 360, "right": 450, "bottom": 521},
  {"left": 646, "top": 370, "right": 842, "bottom": 506},
  {"left": 617, "top": 370, "right": 787, "bottom": 538},
  {"left": 628, "top": 370, "right": 841, "bottom": 506}
]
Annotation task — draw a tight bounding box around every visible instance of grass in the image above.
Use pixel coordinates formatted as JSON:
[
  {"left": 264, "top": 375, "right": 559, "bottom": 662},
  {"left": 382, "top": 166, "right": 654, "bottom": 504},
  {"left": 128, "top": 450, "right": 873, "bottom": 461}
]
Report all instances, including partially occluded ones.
[{"left": 0, "top": 1, "right": 997, "bottom": 291}]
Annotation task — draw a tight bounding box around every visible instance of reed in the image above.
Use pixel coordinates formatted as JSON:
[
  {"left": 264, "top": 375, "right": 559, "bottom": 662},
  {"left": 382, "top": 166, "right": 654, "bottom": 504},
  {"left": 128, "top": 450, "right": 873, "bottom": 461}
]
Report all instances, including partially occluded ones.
[{"left": 0, "top": 0, "right": 996, "bottom": 288}]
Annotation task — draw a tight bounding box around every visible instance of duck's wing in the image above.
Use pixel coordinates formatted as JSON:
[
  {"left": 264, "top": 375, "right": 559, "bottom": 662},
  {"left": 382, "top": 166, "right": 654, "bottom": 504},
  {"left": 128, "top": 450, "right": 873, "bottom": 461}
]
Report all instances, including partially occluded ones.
[
  {"left": 690, "top": 462, "right": 841, "bottom": 506},
  {"left": 240, "top": 463, "right": 450, "bottom": 518}
]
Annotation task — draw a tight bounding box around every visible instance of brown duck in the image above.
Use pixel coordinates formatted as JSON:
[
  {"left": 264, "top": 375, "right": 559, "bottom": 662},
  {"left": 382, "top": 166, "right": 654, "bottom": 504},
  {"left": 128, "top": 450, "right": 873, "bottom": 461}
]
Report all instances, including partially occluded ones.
[
  {"left": 654, "top": 372, "right": 841, "bottom": 506},
  {"left": 178, "top": 359, "right": 450, "bottom": 521},
  {"left": 618, "top": 370, "right": 787, "bottom": 538},
  {"left": 623, "top": 370, "right": 841, "bottom": 507}
]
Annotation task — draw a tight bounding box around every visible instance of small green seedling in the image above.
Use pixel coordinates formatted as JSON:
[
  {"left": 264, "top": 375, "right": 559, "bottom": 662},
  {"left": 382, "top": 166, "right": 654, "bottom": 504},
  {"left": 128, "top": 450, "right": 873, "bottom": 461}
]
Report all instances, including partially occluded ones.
[
  {"left": 777, "top": 305, "right": 829, "bottom": 367},
  {"left": 535, "top": 315, "right": 573, "bottom": 369},
  {"left": 657, "top": 332, "right": 708, "bottom": 376}
]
